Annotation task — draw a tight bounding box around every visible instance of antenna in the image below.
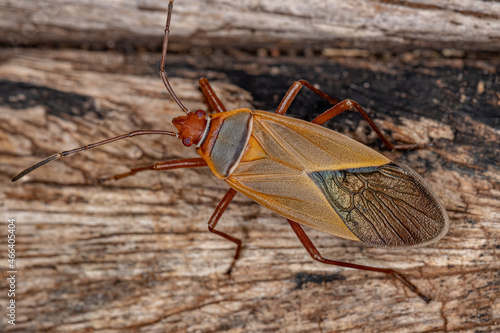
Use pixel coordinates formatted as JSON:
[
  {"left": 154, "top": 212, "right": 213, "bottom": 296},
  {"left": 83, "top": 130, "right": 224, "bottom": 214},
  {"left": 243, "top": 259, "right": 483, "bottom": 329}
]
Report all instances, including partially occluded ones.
[
  {"left": 160, "top": 0, "right": 189, "bottom": 114},
  {"left": 12, "top": 130, "right": 177, "bottom": 181}
]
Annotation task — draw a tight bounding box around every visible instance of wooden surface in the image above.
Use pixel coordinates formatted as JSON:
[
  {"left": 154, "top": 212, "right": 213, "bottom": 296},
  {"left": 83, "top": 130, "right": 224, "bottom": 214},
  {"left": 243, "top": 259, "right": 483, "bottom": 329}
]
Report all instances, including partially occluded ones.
[
  {"left": 1, "top": 47, "right": 499, "bottom": 333},
  {"left": 1, "top": 0, "right": 500, "bottom": 52},
  {"left": 1, "top": 1, "right": 499, "bottom": 332}
]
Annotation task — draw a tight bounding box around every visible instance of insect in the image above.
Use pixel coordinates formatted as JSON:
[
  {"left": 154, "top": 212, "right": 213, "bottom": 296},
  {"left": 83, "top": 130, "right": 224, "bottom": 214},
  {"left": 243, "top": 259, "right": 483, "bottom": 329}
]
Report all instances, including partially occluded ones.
[{"left": 13, "top": 0, "right": 448, "bottom": 302}]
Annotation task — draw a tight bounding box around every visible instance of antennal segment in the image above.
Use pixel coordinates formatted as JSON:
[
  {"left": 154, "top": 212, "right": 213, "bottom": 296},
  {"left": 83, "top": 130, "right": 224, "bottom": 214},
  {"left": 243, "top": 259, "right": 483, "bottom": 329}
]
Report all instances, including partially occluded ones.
[
  {"left": 160, "top": 0, "right": 189, "bottom": 114},
  {"left": 12, "top": 130, "right": 177, "bottom": 182}
]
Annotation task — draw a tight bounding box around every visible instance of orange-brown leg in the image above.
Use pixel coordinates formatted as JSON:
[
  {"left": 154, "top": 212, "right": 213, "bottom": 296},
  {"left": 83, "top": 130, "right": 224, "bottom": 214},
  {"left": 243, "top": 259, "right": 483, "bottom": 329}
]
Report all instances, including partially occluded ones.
[
  {"left": 275, "top": 79, "right": 427, "bottom": 150},
  {"left": 199, "top": 78, "right": 227, "bottom": 113},
  {"left": 102, "top": 158, "right": 241, "bottom": 274},
  {"left": 207, "top": 188, "right": 241, "bottom": 275},
  {"left": 99, "top": 158, "right": 207, "bottom": 182},
  {"left": 287, "top": 220, "right": 430, "bottom": 302},
  {"left": 275, "top": 79, "right": 339, "bottom": 116},
  {"left": 312, "top": 99, "right": 427, "bottom": 150}
]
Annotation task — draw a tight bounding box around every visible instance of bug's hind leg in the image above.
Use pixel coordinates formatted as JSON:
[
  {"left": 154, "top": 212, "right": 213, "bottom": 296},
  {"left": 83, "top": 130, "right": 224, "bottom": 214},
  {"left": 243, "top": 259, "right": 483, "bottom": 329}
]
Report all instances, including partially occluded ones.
[
  {"left": 99, "top": 158, "right": 207, "bottom": 182},
  {"left": 287, "top": 219, "right": 431, "bottom": 303},
  {"left": 207, "top": 188, "right": 242, "bottom": 275}
]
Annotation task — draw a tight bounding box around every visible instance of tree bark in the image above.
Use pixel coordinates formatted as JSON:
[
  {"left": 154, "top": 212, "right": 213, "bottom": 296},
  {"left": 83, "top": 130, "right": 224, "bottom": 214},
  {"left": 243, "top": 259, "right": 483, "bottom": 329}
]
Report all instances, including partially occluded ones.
[
  {"left": 1, "top": 46, "right": 499, "bottom": 333},
  {"left": 1, "top": 0, "right": 499, "bottom": 52},
  {"left": 1, "top": 1, "right": 499, "bottom": 331}
]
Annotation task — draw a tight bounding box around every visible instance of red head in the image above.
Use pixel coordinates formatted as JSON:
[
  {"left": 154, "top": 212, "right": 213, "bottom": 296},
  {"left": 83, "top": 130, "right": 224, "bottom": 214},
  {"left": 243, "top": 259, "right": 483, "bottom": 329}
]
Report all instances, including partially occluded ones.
[{"left": 172, "top": 110, "right": 207, "bottom": 147}]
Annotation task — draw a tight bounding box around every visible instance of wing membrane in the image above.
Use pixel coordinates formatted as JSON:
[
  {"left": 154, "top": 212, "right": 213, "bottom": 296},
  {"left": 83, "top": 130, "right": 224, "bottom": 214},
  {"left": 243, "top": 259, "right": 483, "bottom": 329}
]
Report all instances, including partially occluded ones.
[{"left": 309, "top": 163, "right": 448, "bottom": 247}]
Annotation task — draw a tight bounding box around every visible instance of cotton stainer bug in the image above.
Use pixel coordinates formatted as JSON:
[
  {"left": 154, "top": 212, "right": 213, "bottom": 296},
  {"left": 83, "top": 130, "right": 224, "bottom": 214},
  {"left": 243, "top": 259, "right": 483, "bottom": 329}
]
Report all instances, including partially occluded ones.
[{"left": 12, "top": 0, "right": 448, "bottom": 302}]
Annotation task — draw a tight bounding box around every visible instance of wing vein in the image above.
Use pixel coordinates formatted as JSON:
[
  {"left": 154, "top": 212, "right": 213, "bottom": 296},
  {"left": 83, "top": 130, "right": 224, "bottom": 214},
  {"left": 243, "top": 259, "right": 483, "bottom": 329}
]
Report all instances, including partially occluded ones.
[
  {"left": 363, "top": 191, "right": 407, "bottom": 243},
  {"left": 382, "top": 193, "right": 434, "bottom": 239},
  {"left": 372, "top": 190, "right": 417, "bottom": 243},
  {"left": 354, "top": 193, "right": 388, "bottom": 245}
]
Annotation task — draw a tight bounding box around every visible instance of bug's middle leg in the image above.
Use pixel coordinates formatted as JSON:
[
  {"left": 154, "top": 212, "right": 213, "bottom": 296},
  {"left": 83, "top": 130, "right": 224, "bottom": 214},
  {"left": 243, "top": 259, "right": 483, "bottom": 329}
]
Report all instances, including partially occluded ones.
[
  {"left": 312, "top": 99, "right": 427, "bottom": 150},
  {"left": 275, "top": 80, "right": 427, "bottom": 150},
  {"left": 287, "top": 219, "right": 431, "bottom": 302},
  {"left": 207, "top": 188, "right": 242, "bottom": 275},
  {"left": 275, "top": 79, "right": 339, "bottom": 116}
]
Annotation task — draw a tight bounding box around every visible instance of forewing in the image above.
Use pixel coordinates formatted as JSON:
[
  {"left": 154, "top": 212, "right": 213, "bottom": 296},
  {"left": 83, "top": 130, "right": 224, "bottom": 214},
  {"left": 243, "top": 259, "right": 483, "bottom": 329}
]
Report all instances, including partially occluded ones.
[
  {"left": 227, "top": 157, "right": 360, "bottom": 241},
  {"left": 250, "top": 111, "right": 390, "bottom": 172},
  {"left": 226, "top": 111, "right": 448, "bottom": 247},
  {"left": 226, "top": 111, "right": 391, "bottom": 241},
  {"left": 309, "top": 162, "right": 449, "bottom": 247}
]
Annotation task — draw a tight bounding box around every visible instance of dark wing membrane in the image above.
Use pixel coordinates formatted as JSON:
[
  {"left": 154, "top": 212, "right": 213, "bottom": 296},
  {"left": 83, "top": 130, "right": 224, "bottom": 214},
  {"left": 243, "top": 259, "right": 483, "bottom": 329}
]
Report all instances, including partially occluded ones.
[{"left": 309, "top": 162, "right": 448, "bottom": 247}]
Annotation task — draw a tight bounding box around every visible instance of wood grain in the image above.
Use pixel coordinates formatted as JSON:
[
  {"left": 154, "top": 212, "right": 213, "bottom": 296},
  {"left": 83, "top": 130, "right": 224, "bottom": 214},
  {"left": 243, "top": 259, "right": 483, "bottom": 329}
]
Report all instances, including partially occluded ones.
[
  {"left": 1, "top": 0, "right": 499, "bottom": 52},
  {"left": 1, "top": 47, "right": 499, "bottom": 332},
  {"left": 0, "top": 0, "right": 499, "bottom": 330}
]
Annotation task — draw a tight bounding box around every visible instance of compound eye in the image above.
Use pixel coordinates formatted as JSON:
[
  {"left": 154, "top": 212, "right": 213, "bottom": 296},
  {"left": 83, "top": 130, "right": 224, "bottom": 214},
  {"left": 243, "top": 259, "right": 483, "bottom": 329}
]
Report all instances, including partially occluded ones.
[
  {"left": 195, "top": 110, "right": 206, "bottom": 118},
  {"left": 182, "top": 137, "right": 192, "bottom": 147}
]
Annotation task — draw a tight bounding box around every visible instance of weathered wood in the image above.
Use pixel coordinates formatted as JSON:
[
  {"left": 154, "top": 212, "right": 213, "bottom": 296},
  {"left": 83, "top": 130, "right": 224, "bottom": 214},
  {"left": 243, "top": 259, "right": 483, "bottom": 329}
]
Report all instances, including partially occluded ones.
[
  {"left": 1, "top": 0, "right": 500, "bottom": 52},
  {"left": 1, "top": 47, "right": 499, "bottom": 332}
]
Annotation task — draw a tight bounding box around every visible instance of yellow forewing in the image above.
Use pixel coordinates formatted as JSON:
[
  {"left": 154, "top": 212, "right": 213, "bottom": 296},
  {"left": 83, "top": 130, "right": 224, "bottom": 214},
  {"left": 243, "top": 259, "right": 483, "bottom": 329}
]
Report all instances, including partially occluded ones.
[{"left": 225, "top": 111, "right": 391, "bottom": 241}]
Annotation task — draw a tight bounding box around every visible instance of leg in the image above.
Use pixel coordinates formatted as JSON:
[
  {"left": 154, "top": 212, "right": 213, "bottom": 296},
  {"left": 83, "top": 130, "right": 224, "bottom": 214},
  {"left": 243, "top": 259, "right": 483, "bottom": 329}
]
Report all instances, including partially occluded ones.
[
  {"left": 103, "top": 158, "right": 241, "bottom": 275},
  {"left": 199, "top": 78, "right": 227, "bottom": 113},
  {"left": 312, "top": 99, "right": 427, "bottom": 150},
  {"left": 99, "top": 158, "right": 207, "bottom": 182},
  {"left": 275, "top": 79, "right": 339, "bottom": 116},
  {"left": 287, "top": 220, "right": 431, "bottom": 302},
  {"left": 201, "top": 86, "right": 215, "bottom": 114},
  {"left": 207, "top": 188, "right": 241, "bottom": 275},
  {"left": 275, "top": 79, "right": 427, "bottom": 151}
]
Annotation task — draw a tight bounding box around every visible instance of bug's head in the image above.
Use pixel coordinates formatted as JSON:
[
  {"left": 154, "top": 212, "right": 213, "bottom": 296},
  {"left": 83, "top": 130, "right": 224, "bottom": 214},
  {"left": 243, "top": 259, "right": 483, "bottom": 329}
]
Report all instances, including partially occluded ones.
[{"left": 172, "top": 110, "right": 207, "bottom": 147}]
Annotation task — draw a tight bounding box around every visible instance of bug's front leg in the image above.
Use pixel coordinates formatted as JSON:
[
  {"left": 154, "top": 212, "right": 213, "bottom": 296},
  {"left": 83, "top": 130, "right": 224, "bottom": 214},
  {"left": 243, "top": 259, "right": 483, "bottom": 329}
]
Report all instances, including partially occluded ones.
[
  {"left": 287, "top": 220, "right": 431, "bottom": 303},
  {"left": 207, "top": 188, "right": 242, "bottom": 275},
  {"left": 99, "top": 158, "right": 207, "bottom": 182},
  {"left": 199, "top": 78, "right": 227, "bottom": 113}
]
